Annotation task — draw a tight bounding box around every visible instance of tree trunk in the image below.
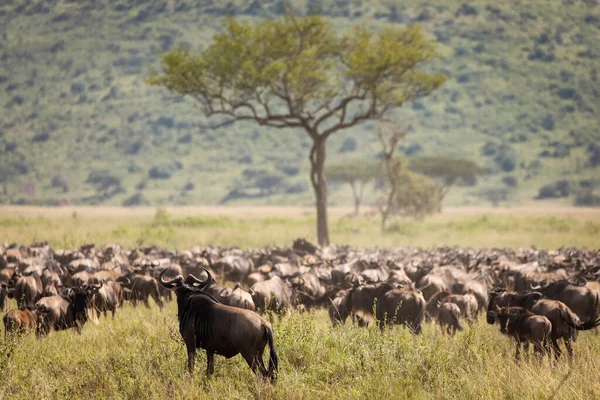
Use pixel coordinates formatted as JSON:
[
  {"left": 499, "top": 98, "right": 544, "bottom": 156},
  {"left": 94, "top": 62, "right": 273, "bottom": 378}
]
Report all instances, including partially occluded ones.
[
  {"left": 350, "top": 181, "right": 360, "bottom": 215},
  {"left": 310, "top": 139, "right": 330, "bottom": 246}
]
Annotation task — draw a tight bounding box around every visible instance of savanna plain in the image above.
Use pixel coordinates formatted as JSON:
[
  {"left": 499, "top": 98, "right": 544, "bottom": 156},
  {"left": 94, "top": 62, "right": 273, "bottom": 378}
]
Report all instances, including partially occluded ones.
[{"left": 1, "top": 206, "right": 599, "bottom": 399}]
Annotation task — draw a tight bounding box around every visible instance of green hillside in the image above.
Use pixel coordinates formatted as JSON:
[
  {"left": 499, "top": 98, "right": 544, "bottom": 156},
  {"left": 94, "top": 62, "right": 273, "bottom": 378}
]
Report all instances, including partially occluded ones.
[{"left": 0, "top": 0, "right": 598, "bottom": 207}]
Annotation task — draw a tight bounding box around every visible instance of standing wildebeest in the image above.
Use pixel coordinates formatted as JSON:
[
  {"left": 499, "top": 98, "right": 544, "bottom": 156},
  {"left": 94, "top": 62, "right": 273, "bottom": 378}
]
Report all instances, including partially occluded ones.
[
  {"left": 117, "top": 273, "right": 163, "bottom": 309},
  {"left": 250, "top": 276, "right": 296, "bottom": 314},
  {"left": 159, "top": 270, "right": 278, "bottom": 381},
  {"left": 0, "top": 283, "right": 8, "bottom": 312},
  {"left": 3, "top": 307, "right": 37, "bottom": 336},
  {"left": 437, "top": 302, "right": 463, "bottom": 336},
  {"left": 344, "top": 283, "right": 426, "bottom": 333},
  {"left": 495, "top": 306, "right": 552, "bottom": 360},
  {"left": 14, "top": 272, "right": 43, "bottom": 308},
  {"left": 35, "top": 283, "right": 102, "bottom": 336},
  {"left": 531, "top": 280, "right": 600, "bottom": 322},
  {"left": 486, "top": 290, "right": 544, "bottom": 325},
  {"left": 89, "top": 279, "right": 123, "bottom": 319},
  {"left": 185, "top": 269, "right": 256, "bottom": 311},
  {"left": 531, "top": 299, "right": 600, "bottom": 359}
]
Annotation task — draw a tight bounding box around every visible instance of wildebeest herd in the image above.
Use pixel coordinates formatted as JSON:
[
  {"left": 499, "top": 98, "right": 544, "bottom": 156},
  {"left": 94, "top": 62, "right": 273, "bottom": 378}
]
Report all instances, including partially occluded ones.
[{"left": 1, "top": 239, "right": 600, "bottom": 381}]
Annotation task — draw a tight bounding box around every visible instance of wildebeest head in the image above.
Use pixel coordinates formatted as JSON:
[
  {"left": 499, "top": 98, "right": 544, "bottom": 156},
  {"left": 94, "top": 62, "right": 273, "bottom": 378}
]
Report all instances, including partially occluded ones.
[
  {"left": 70, "top": 282, "right": 103, "bottom": 325},
  {"left": 496, "top": 306, "right": 526, "bottom": 334}
]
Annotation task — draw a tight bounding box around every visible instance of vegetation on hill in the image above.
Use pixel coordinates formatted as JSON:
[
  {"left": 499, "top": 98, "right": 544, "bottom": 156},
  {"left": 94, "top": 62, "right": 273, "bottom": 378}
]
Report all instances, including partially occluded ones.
[{"left": 0, "top": 0, "right": 598, "bottom": 207}]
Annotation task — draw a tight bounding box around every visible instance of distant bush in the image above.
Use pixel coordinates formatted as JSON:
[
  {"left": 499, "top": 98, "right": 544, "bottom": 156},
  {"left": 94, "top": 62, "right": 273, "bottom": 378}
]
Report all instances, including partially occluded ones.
[
  {"left": 285, "top": 182, "right": 308, "bottom": 194},
  {"left": 502, "top": 176, "right": 518, "bottom": 188},
  {"left": 536, "top": 180, "right": 570, "bottom": 199},
  {"left": 494, "top": 145, "right": 518, "bottom": 172},
  {"left": 123, "top": 193, "right": 149, "bottom": 207},
  {"left": 481, "top": 141, "right": 499, "bottom": 156},
  {"left": 183, "top": 182, "right": 195, "bottom": 191},
  {"left": 125, "top": 140, "right": 144, "bottom": 155},
  {"left": 51, "top": 175, "right": 69, "bottom": 192},
  {"left": 574, "top": 191, "right": 600, "bottom": 207},
  {"left": 540, "top": 114, "right": 555, "bottom": 131},
  {"left": 148, "top": 166, "right": 171, "bottom": 180},
  {"left": 178, "top": 134, "right": 192, "bottom": 144},
  {"left": 400, "top": 143, "right": 423, "bottom": 156},
  {"left": 31, "top": 131, "right": 50, "bottom": 143},
  {"left": 70, "top": 82, "right": 85, "bottom": 94},
  {"left": 588, "top": 143, "right": 600, "bottom": 167},
  {"left": 338, "top": 137, "right": 357, "bottom": 153},
  {"left": 86, "top": 170, "right": 122, "bottom": 198},
  {"left": 557, "top": 87, "right": 577, "bottom": 100}
]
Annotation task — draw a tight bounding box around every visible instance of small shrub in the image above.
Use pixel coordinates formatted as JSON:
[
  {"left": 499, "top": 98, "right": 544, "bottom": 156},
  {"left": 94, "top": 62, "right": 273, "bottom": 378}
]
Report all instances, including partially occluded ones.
[
  {"left": 123, "top": 193, "right": 149, "bottom": 207},
  {"left": 574, "top": 191, "right": 600, "bottom": 207},
  {"left": 502, "top": 176, "right": 518, "bottom": 188},
  {"left": 536, "top": 180, "right": 570, "bottom": 199},
  {"left": 51, "top": 175, "right": 69, "bottom": 192},
  {"left": 148, "top": 166, "right": 171, "bottom": 180},
  {"left": 338, "top": 137, "right": 357, "bottom": 153}
]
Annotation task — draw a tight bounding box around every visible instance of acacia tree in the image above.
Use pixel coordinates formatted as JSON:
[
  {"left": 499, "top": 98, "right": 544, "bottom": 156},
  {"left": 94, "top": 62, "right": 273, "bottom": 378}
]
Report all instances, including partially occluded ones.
[
  {"left": 408, "top": 156, "right": 484, "bottom": 207},
  {"left": 147, "top": 14, "right": 445, "bottom": 245},
  {"left": 326, "top": 160, "right": 380, "bottom": 214}
]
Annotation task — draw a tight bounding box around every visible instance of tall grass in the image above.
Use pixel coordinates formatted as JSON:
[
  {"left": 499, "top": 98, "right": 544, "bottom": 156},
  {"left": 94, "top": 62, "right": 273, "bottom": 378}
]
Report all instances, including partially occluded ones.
[{"left": 1, "top": 302, "right": 599, "bottom": 399}]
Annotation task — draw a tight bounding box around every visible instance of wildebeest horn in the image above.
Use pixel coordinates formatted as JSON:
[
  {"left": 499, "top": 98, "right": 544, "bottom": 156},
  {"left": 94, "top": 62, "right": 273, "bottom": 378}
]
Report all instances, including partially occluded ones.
[
  {"left": 159, "top": 268, "right": 183, "bottom": 287},
  {"left": 530, "top": 283, "right": 542, "bottom": 290},
  {"left": 185, "top": 268, "right": 213, "bottom": 287}
]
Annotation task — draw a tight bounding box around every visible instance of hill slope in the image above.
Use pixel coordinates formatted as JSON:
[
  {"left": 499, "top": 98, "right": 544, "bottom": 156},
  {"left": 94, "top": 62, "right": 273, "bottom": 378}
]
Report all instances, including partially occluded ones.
[{"left": 0, "top": 0, "right": 598, "bottom": 207}]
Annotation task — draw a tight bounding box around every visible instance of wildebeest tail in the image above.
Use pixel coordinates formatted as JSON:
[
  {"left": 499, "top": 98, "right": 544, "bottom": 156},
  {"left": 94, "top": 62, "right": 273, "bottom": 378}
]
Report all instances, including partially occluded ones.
[
  {"left": 265, "top": 323, "right": 278, "bottom": 382},
  {"left": 562, "top": 307, "right": 600, "bottom": 331}
]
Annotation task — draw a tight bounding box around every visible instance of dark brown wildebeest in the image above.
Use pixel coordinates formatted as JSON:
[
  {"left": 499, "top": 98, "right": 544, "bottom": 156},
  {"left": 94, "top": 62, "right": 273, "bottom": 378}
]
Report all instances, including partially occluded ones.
[
  {"left": 185, "top": 269, "right": 256, "bottom": 311},
  {"left": 531, "top": 280, "right": 600, "bottom": 323},
  {"left": 376, "top": 288, "right": 426, "bottom": 333},
  {"left": 437, "top": 302, "right": 463, "bottom": 336},
  {"left": 159, "top": 270, "right": 279, "bottom": 381},
  {"left": 117, "top": 273, "right": 163, "bottom": 309},
  {"left": 0, "top": 283, "right": 8, "bottom": 312},
  {"left": 495, "top": 306, "right": 552, "bottom": 360},
  {"left": 531, "top": 299, "right": 600, "bottom": 359},
  {"left": 486, "top": 290, "right": 544, "bottom": 325},
  {"left": 35, "top": 283, "right": 103, "bottom": 336},
  {"left": 3, "top": 307, "right": 37, "bottom": 336}
]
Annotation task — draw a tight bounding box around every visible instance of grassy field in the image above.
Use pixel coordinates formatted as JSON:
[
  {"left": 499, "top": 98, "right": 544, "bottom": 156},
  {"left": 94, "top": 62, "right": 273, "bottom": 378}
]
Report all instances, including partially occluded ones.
[
  {"left": 1, "top": 206, "right": 600, "bottom": 399},
  {"left": 1, "top": 205, "right": 599, "bottom": 249}
]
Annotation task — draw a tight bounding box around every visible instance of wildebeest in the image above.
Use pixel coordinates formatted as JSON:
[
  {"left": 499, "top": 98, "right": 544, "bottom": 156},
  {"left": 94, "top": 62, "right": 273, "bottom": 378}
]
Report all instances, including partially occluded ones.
[
  {"left": 437, "top": 302, "right": 463, "bottom": 336},
  {"left": 251, "top": 276, "right": 296, "bottom": 314},
  {"left": 0, "top": 283, "right": 8, "bottom": 312},
  {"left": 3, "top": 307, "right": 37, "bottom": 336},
  {"left": 13, "top": 272, "right": 44, "bottom": 308},
  {"left": 531, "top": 299, "right": 600, "bottom": 359},
  {"left": 35, "top": 282, "right": 103, "bottom": 336},
  {"left": 343, "top": 283, "right": 426, "bottom": 333},
  {"left": 89, "top": 279, "right": 123, "bottom": 319},
  {"left": 495, "top": 306, "right": 552, "bottom": 360},
  {"left": 531, "top": 280, "right": 600, "bottom": 322},
  {"left": 159, "top": 270, "right": 278, "bottom": 381},
  {"left": 117, "top": 273, "right": 163, "bottom": 309},
  {"left": 486, "top": 290, "right": 544, "bottom": 325}
]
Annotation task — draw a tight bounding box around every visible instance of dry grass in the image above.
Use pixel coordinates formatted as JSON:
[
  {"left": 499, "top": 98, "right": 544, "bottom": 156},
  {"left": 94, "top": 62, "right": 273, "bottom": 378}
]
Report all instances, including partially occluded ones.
[{"left": 1, "top": 205, "right": 598, "bottom": 249}]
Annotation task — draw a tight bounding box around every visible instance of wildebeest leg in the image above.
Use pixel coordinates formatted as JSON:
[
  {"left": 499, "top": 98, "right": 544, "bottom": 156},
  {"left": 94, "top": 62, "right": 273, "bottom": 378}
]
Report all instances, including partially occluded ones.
[
  {"left": 551, "top": 338, "right": 562, "bottom": 360},
  {"left": 515, "top": 342, "right": 522, "bottom": 361},
  {"left": 182, "top": 332, "right": 196, "bottom": 373},
  {"left": 151, "top": 291, "right": 164, "bottom": 310},
  {"left": 564, "top": 338, "right": 574, "bottom": 360},
  {"left": 533, "top": 340, "right": 544, "bottom": 358},
  {"left": 206, "top": 351, "right": 215, "bottom": 375},
  {"left": 143, "top": 295, "right": 151, "bottom": 309}
]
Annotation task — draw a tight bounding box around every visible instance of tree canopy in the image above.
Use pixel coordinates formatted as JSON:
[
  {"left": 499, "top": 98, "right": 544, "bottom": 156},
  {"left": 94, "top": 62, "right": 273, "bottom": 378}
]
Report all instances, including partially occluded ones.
[{"left": 147, "top": 13, "right": 446, "bottom": 244}]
